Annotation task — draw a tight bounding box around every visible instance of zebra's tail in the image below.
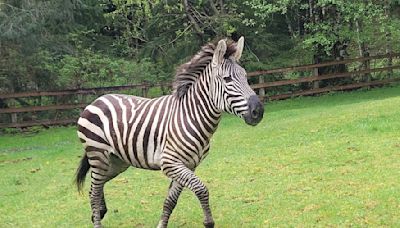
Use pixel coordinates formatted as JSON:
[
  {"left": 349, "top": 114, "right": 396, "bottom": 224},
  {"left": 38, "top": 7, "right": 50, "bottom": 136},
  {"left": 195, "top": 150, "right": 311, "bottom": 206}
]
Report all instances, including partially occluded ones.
[{"left": 75, "top": 154, "right": 90, "bottom": 193}]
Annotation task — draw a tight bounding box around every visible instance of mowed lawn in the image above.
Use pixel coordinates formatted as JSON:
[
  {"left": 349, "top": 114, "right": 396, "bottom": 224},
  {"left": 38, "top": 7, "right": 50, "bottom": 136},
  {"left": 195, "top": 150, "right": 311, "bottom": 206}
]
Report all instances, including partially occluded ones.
[{"left": 1, "top": 86, "right": 400, "bottom": 227}]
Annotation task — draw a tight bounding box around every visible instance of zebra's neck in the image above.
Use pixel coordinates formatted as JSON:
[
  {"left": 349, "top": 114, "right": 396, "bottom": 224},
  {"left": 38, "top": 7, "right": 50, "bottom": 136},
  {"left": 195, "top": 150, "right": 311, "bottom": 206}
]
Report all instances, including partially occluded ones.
[{"left": 177, "top": 65, "right": 222, "bottom": 138}]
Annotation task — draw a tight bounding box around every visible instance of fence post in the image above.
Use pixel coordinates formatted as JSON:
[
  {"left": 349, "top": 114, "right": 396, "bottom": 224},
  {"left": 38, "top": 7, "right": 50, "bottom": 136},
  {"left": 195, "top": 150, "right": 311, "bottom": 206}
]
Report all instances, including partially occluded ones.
[
  {"left": 11, "top": 113, "right": 17, "bottom": 125},
  {"left": 364, "top": 51, "right": 371, "bottom": 83},
  {"left": 258, "top": 75, "right": 265, "bottom": 98},
  {"left": 313, "top": 66, "right": 319, "bottom": 89},
  {"left": 160, "top": 83, "right": 166, "bottom": 95},
  {"left": 388, "top": 52, "right": 393, "bottom": 78},
  {"left": 142, "top": 84, "right": 149, "bottom": 98}
]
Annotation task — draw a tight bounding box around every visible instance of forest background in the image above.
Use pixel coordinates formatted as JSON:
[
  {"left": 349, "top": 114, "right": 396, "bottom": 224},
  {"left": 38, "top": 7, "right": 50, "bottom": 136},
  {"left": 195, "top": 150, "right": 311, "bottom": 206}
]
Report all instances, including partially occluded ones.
[{"left": 1, "top": 0, "right": 399, "bottom": 97}]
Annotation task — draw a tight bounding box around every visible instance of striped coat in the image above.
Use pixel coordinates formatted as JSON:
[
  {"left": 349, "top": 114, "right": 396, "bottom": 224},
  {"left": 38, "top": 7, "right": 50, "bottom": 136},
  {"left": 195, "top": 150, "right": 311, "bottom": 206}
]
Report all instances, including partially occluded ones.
[{"left": 75, "top": 37, "right": 264, "bottom": 228}]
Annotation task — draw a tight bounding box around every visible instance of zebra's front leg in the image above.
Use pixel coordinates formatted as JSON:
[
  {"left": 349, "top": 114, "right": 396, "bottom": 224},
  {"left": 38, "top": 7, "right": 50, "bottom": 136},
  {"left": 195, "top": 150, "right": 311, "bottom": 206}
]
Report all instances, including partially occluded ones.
[
  {"left": 162, "top": 163, "right": 214, "bottom": 228},
  {"left": 157, "top": 181, "right": 184, "bottom": 228}
]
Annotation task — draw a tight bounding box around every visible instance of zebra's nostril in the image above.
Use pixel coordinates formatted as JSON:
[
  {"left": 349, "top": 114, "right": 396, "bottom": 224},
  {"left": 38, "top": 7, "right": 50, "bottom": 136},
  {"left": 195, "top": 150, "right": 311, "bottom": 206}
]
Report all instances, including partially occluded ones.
[
  {"left": 251, "top": 109, "right": 258, "bottom": 118},
  {"left": 245, "top": 95, "right": 263, "bottom": 124}
]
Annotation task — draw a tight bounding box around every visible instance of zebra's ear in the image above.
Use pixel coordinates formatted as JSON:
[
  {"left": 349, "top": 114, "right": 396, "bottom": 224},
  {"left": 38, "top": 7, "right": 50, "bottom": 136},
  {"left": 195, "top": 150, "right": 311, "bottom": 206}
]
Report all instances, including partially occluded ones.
[
  {"left": 234, "top": 36, "right": 244, "bottom": 61},
  {"left": 212, "top": 39, "right": 227, "bottom": 68}
]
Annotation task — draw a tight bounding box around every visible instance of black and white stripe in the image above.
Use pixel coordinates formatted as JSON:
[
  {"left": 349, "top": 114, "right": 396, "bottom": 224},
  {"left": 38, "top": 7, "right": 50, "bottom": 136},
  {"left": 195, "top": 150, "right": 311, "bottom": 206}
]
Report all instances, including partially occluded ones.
[{"left": 75, "top": 37, "right": 264, "bottom": 228}]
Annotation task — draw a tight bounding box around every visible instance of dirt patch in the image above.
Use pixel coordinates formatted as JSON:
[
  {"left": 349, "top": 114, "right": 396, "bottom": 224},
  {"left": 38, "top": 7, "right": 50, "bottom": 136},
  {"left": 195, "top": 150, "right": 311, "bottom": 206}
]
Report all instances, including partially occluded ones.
[{"left": 0, "top": 157, "right": 32, "bottom": 164}]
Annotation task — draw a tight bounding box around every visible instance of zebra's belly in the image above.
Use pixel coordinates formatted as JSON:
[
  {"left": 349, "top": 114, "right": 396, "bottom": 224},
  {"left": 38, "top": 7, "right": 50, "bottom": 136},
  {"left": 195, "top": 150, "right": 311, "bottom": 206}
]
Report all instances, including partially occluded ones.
[
  {"left": 131, "top": 145, "right": 163, "bottom": 170},
  {"left": 110, "top": 134, "right": 166, "bottom": 171}
]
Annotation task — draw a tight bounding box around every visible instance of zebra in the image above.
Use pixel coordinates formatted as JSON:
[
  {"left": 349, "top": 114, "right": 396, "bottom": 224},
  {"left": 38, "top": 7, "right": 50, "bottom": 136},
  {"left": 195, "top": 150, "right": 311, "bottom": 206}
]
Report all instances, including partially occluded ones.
[{"left": 75, "top": 37, "right": 264, "bottom": 228}]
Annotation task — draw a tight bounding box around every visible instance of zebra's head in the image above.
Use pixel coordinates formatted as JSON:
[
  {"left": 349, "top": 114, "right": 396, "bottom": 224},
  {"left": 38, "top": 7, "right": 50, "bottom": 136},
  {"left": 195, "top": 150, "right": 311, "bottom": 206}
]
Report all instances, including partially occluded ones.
[{"left": 210, "top": 37, "right": 264, "bottom": 126}]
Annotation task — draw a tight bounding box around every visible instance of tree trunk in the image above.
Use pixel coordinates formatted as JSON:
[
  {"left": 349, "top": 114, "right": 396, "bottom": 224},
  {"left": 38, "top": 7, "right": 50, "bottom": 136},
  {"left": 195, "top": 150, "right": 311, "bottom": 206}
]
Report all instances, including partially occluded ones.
[
  {"left": 183, "top": 0, "right": 204, "bottom": 41},
  {"left": 285, "top": 13, "right": 295, "bottom": 38},
  {"left": 308, "top": 0, "right": 314, "bottom": 24},
  {"left": 355, "top": 19, "right": 370, "bottom": 82},
  {"left": 208, "top": 0, "right": 219, "bottom": 15},
  {"left": 384, "top": 0, "right": 392, "bottom": 78},
  {"left": 308, "top": 0, "right": 320, "bottom": 89}
]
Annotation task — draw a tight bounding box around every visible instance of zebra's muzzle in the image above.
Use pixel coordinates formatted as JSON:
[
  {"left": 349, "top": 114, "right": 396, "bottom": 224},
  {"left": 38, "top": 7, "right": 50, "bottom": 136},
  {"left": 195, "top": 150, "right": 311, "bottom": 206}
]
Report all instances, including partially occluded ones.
[{"left": 244, "top": 95, "right": 264, "bottom": 126}]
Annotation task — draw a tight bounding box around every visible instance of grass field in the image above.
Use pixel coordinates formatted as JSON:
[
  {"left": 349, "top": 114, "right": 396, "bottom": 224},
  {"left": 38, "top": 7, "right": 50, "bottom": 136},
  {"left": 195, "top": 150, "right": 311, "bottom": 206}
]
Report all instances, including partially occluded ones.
[{"left": 1, "top": 86, "right": 400, "bottom": 227}]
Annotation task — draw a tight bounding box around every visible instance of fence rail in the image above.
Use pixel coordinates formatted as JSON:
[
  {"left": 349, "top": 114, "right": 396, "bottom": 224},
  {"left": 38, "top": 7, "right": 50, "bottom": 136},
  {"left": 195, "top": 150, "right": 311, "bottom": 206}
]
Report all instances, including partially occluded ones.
[
  {"left": 0, "top": 103, "right": 88, "bottom": 114},
  {"left": 1, "top": 53, "right": 399, "bottom": 128},
  {"left": 267, "top": 77, "right": 400, "bottom": 101},
  {"left": 0, "top": 118, "right": 77, "bottom": 129},
  {"left": 0, "top": 83, "right": 164, "bottom": 99},
  {"left": 250, "top": 65, "right": 400, "bottom": 90},
  {"left": 247, "top": 53, "right": 400, "bottom": 77}
]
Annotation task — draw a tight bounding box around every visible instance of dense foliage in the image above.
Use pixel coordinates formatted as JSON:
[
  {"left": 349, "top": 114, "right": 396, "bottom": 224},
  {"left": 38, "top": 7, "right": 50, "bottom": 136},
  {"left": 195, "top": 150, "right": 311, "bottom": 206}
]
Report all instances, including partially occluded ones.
[{"left": 1, "top": 0, "right": 399, "bottom": 94}]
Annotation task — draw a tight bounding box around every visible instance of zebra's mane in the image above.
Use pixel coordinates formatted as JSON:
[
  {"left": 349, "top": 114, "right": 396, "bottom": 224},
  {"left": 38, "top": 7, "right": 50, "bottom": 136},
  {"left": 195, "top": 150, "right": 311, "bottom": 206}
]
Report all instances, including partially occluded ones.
[{"left": 173, "top": 40, "right": 237, "bottom": 98}]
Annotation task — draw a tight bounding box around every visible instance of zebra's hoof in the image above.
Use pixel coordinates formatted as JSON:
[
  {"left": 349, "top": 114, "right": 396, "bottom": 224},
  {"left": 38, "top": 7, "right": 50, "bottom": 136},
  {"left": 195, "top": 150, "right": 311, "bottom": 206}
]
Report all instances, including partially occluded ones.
[
  {"left": 92, "top": 215, "right": 102, "bottom": 228},
  {"left": 93, "top": 222, "right": 102, "bottom": 228},
  {"left": 157, "top": 220, "right": 168, "bottom": 228},
  {"left": 203, "top": 221, "right": 214, "bottom": 228}
]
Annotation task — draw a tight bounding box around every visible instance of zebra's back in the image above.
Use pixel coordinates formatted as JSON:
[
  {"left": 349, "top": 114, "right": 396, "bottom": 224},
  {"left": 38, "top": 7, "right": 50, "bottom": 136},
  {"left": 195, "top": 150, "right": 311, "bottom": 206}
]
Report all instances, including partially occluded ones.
[{"left": 77, "top": 94, "right": 175, "bottom": 170}]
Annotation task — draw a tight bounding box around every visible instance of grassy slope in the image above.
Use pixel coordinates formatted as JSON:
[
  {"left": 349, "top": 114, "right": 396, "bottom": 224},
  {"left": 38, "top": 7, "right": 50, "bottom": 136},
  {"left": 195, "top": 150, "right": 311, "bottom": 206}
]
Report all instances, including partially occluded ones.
[{"left": 0, "top": 86, "right": 399, "bottom": 227}]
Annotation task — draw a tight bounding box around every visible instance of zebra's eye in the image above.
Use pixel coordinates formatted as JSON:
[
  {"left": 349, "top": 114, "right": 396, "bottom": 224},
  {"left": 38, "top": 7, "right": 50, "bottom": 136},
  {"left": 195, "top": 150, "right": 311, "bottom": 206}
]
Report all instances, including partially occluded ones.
[{"left": 223, "top": 76, "right": 233, "bottom": 83}]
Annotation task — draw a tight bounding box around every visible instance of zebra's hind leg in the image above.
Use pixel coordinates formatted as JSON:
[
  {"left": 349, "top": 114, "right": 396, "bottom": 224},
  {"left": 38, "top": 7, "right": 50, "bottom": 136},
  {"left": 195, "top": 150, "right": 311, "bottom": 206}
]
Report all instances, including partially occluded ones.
[
  {"left": 162, "top": 162, "right": 214, "bottom": 228},
  {"left": 89, "top": 181, "right": 105, "bottom": 228},
  {"left": 99, "top": 195, "right": 107, "bottom": 220},
  {"left": 157, "top": 181, "right": 184, "bottom": 228},
  {"left": 87, "top": 150, "right": 129, "bottom": 228}
]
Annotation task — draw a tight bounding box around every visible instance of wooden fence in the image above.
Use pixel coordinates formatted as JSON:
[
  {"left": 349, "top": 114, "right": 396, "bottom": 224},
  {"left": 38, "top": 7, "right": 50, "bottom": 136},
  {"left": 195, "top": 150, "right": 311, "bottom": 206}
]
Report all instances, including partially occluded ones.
[
  {"left": 0, "top": 82, "right": 169, "bottom": 128},
  {"left": 1, "top": 53, "right": 399, "bottom": 128},
  {"left": 248, "top": 52, "right": 400, "bottom": 100}
]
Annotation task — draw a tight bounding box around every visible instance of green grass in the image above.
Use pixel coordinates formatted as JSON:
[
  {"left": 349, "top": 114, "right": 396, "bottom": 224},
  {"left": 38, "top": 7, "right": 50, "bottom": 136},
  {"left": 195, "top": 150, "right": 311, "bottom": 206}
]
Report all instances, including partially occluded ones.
[{"left": 1, "top": 85, "right": 400, "bottom": 227}]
